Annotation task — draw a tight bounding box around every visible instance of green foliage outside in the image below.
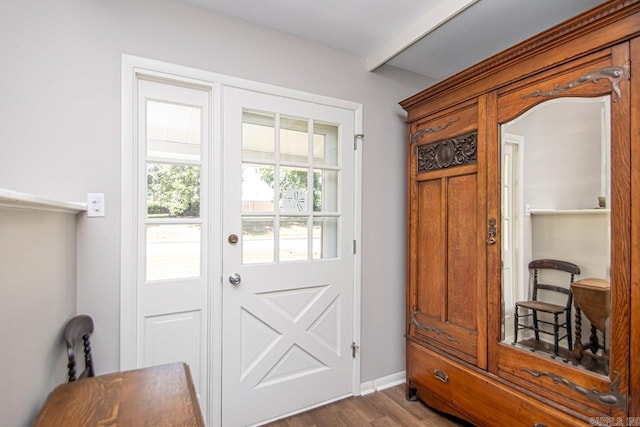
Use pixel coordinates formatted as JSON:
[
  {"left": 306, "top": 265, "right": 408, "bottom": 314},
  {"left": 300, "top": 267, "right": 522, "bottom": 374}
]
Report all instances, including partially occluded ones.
[
  {"left": 259, "top": 168, "right": 321, "bottom": 211},
  {"left": 147, "top": 164, "right": 200, "bottom": 217},
  {"left": 145, "top": 164, "right": 323, "bottom": 219}
]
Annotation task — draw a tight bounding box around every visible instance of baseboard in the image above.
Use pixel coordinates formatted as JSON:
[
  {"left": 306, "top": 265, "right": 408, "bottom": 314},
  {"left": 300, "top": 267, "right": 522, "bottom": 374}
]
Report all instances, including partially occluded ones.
[{"left": 360, "top": 370, "right": 406, "bottom": 396}]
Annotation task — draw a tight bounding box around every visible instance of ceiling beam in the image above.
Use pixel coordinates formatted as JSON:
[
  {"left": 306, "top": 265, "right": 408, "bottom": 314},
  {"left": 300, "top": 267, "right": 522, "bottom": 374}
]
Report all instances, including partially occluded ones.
[{"left": 366, "top": 0, "right": 478, "bottom": 72}]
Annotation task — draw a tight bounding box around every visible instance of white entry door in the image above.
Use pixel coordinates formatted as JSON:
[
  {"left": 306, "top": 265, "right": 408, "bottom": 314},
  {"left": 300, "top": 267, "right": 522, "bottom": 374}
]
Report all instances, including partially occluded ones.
[{"left": 221, "top": 87, "right": 356, "bottom": 426}]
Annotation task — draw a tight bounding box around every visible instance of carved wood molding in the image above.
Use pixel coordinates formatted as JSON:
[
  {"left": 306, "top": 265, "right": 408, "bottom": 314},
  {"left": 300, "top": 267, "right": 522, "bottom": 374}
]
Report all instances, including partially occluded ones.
[
  {"left": 417, "top": 132, "right": 477, "bottom": 173},
  {"left": 521, "top": 368, "right": 628, "bottom": 410},
  {"left": 411, "top": 118, "right": 459, "bottom": 144},
  {"left": 521, "top": 63, "right": 630, "bottom": 102},
  {"left": 400, "top": 0, "right": 640, "bottom": 110},
  {"left": 409, "top": 308, "right": 458, "bottom": 342}
]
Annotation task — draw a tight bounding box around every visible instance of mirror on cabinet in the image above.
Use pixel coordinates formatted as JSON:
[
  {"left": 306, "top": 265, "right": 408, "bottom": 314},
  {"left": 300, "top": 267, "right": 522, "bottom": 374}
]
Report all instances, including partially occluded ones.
[{"left": 500, "top": 95, "right": 611, "bottom": 376}]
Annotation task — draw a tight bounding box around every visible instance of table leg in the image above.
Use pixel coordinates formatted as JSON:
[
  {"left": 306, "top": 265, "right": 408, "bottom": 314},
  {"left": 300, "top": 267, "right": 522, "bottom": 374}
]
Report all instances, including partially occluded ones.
[{"left": 573, "top": 306, "right": 584, "bottom": 361}]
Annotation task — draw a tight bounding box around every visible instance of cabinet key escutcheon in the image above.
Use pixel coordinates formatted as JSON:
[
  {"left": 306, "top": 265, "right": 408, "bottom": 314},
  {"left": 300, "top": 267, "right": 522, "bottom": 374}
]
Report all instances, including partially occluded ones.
[
  {"left": 434, "top": 369, "right": 449, "bottom": 383},
  {"left": 486, "top": 218, "right": 497, "bottom": 244}
]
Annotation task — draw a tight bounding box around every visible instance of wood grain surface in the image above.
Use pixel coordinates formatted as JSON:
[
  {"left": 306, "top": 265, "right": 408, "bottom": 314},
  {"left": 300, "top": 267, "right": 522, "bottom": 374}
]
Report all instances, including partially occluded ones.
[{"left": 33, "top": 362, "right": 204, "bottom": 426}]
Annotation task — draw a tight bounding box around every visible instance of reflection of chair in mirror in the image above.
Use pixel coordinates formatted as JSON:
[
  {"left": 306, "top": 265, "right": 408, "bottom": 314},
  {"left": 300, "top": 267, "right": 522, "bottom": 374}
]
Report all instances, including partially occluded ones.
[
  {"left": 571, "top": 278, "right": 610, "bottom": 366},
  {"left": 513, "top": 259, "right": 580, "bottom": 355}
]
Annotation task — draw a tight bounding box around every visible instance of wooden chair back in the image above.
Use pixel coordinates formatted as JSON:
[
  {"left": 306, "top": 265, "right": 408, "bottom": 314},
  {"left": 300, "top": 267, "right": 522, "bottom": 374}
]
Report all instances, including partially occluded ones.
[
  {"left": 529, "top": 259, "right": 581, "bottom": 310},
  {"left": 63, "top": 314, "right": 95, "bottom": 381}
]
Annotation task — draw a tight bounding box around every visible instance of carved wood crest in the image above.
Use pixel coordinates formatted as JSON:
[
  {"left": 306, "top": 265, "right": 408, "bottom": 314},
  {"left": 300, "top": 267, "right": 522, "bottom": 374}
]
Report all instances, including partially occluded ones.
[{"left": 417, "top": 132, "right": 477, "bottom": 173}]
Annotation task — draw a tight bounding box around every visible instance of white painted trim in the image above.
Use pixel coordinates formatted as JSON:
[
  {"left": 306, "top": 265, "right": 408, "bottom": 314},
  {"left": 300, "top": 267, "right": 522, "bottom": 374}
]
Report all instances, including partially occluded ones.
[
  {"left": 208, "top": 81, "right": 224, "bottom": 427},
  {"left": 0, "top": 188, "right": 86, "bottom": 213},
  {"left": 529, "top": 209, "right": 611, "bottom": 215},
  {"left": 122, "top": 55, "right": 361, "bottom": 111},
  {"left": 120, "top": 54, "right": 363, "bottom": 427},
  {"left": 502, "top": 132, "right": 525, "bottom": 306},
  {"left": 360, "top": 371, "right": 406, "bottom": 396},
  {"left": 352, "top": 107, "right": 363, "bottom": 396},
  {"left": 120, "top": 53, "right": 137, "bottom": 371},
  {"left": 366, "top": 0, "right": 478, "bottom": 71}
]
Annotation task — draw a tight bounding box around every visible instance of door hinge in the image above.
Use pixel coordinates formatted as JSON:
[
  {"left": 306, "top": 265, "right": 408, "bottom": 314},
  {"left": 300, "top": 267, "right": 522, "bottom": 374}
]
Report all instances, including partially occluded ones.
[
  {"left": 353, "top": 240, "right": 357, "bottom": 254},
  {"left": 354, "top": 133, "right": 364, "bottom": 150},
  {"left": 351, "top": 341, "right": 359, "bottom": 358}
]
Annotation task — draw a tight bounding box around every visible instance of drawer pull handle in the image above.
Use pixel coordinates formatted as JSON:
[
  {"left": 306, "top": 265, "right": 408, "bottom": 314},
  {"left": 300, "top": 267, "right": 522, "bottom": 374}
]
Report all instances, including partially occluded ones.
[
  {"left": 534, "top": 423, "right": 548, "bottom": 427},
  {"left": 434, "top": 369, "right": 449, "bottom": 383}
]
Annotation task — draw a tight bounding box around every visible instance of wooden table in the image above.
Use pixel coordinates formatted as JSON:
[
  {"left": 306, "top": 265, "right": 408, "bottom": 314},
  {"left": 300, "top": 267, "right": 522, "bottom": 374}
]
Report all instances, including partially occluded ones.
[
  {"left": 33, "top": 362, "right": 205, "bottom": 426},
  {"left": 570, "top": 278, "right": 611, "bottom": 362}
]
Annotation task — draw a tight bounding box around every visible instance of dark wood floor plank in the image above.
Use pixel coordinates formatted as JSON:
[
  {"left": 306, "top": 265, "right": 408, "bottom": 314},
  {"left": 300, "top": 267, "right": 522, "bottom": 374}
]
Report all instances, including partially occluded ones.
[
  {"left": 363, "top": 391, "right": 424, "bottom": 426},
  {"left": 371, "top": 415, "right": 402, "bottom": 427},
  {"left": 263, "top": 384, "right": 468, "bottom": 427},
  {"left": 334, "top": 407, "right": 371, "bottom": 427},
  {"left": 381, "top": 384, "right": 467, "bottom": 426},
  {"left": 285, "top": 413, "right": 316, "bottom": 427},
  {"left": 369, "top": 388, "right": 454, "bottom": 427}
]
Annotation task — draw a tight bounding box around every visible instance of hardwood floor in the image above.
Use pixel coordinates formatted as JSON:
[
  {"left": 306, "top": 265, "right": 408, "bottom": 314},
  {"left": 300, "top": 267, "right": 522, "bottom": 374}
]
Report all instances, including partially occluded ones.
[{"left": 264, "top": 384, "right": 471, "bottom": 427}]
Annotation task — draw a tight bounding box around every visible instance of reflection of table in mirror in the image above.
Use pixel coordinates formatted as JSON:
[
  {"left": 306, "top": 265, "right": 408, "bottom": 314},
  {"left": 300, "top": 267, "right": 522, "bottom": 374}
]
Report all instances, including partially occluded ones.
[{"left": 571, "top": 278, "right": 610, "bottom": 364}]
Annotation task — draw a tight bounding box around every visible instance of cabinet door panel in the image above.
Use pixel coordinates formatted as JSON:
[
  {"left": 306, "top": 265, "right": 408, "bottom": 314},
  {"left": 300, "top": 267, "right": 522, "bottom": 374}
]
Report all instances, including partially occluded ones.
[
  {"left": 447, "top": 173, "right": 478, "bottom": 330},
  {"left": 408, "top": 100, "right": 485, "bottom": 365},
  {"left": 417, "top": 180, "right": 445, "bottom": 319}
]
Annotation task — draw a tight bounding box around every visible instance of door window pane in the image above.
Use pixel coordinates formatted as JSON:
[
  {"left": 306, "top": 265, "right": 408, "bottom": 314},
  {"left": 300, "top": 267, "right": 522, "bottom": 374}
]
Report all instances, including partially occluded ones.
[
  {"left": 503, "top": 218, "right": 511, "bottom": 251},
  {"left": 503, "top": 153, "right": 511, "bottom": 182},
  {"left": 147, "top": 163, "right": 201, "bottom": 218},
  {"left": 240, "top": 109, "right": 343, "bottom": 265},
  {"left": 314, "top": 169, "right": 338, "bottom": 212},
  {"left": 280, "top": 217, "right": 308, "bottom": 262},
  {"left": 147, "top": 100, "right": 201, "bottom": 161},
  {"left": 313, "top": 217, "right": 338, "bottom": 259},
  {"left": 243, "top": 216, "right": 275, "bottom": 264},
  {"left": 242, "top": 164, "right": 275, "bottom": 212},
  {"left": 146, "top": 224, "right": 201, "bottom": 281},
  {"left": 279, "top": 167, "right": 308, "bottom": 212},
  {"left": 280, "top": 116, "right": 309, "bottom": 163},
  {"left": 503, "top": 188, "right": 510, "bottom": 217},
  {"left": 313, "top": 122, "right": 339, "bottom": 167},
  {"left": 242, "top": 110, "right": 275, "bottom": 162}
]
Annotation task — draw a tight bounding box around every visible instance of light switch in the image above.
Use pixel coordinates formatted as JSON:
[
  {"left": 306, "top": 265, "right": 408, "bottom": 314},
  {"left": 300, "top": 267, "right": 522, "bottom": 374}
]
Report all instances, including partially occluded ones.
[{"left": 87, "top": 193, "right": 105, "bottom": 217}]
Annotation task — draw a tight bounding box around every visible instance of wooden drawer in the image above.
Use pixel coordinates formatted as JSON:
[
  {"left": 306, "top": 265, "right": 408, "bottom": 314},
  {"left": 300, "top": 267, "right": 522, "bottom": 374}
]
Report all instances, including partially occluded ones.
[{"left": 407, "top": 341, "right": 588, "bottom": 426}]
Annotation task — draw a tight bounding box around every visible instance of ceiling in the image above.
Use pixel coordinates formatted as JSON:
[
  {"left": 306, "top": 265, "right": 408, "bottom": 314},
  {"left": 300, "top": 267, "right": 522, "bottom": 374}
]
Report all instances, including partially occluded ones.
[{"left": 179, "top": 0, "right": 608, "bottom": 82}]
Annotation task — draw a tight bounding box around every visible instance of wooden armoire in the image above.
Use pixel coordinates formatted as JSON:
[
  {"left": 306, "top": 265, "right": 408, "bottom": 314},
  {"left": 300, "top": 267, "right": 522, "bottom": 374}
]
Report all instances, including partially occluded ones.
[{"left": 401, "top": 0, "right": 639, "bottom": 425}]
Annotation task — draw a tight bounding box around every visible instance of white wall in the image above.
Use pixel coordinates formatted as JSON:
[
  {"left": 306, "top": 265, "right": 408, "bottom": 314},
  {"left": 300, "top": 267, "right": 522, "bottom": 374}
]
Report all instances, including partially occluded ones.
[
  {"left": 0, "top": 207, "right": 78, "bottom": 427},
  {"left": 532, "top": 212, "right": 610, "bottom": 280},
  {"left": 0, "top": 0, "right": 433, "bottom": 390},
  {"left": 505, "top": 98, "right": 608, "bottom": 211}
]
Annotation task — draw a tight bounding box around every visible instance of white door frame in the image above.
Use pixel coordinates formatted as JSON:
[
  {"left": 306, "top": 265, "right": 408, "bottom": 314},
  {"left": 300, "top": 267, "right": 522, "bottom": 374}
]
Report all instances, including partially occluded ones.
[
  {"left": 120, "top": 54, "right": 362, "bottom": 426},
  {"left": 501, "top": 133, "right": 525, "bottom": 312}
]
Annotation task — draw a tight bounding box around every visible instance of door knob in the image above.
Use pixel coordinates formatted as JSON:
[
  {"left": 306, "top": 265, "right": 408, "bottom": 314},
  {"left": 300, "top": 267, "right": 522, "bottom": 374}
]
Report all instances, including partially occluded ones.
[{"left": 229, "top": 273, "right": 241, "bottom": 286}]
